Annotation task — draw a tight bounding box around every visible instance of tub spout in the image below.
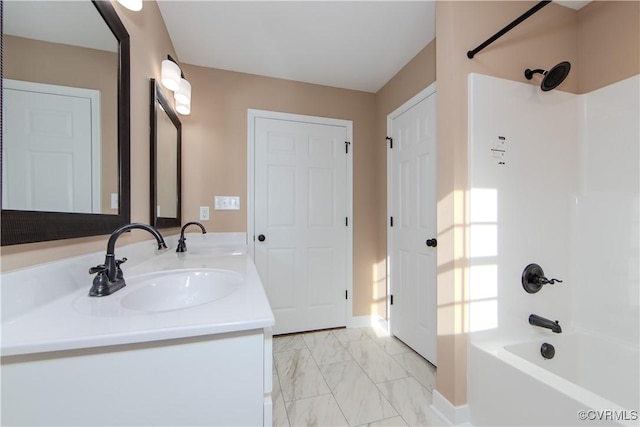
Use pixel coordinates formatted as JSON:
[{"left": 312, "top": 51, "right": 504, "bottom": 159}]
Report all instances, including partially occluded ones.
[{"left": 529, "top": 314, "right": 562, "bottom": 333}]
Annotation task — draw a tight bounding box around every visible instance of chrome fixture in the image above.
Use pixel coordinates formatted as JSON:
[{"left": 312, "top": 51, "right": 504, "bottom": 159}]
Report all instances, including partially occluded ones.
[
  {"left": 522, "top": 263, "right": 563, "bottom": 294},
  {"left": 89, "top": 223, "right": 167, "bottom": 297},
  {"left": 176, "top": 221, "right": 207, "bottom": 253},
  {"left": 529, "top": 314, "right": 562, "bottom": 333}
]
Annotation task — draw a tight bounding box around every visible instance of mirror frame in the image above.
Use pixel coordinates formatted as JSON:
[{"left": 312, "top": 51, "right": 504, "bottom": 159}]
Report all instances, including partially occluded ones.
[
  {"left": 1, "top": 0, "right": 131, "bottom": 246},
  {"left": 150, "top": 78, "right": 181, "bottom": 229}
]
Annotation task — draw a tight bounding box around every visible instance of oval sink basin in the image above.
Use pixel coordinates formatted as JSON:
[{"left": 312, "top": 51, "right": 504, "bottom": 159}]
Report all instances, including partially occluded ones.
[{"left": 120, "top": 269, "right": 241, "bottom": 313}]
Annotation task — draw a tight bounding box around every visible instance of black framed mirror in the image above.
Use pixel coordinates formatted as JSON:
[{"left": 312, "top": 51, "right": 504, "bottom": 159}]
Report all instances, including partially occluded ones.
[
  {"left": 150, "top": 79, "right": 181, "bottom": 228},
  {"left": 1, "top": 0, "right": 130, "bottom": 245}
]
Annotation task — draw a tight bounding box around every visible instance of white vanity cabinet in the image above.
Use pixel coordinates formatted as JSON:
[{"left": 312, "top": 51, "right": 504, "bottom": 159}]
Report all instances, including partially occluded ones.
[
  {"left": 2, "top": 329, "right": 272, "bottom": 426},
  {"left": 1, "top": 233, "right": 275, "bottom": 426}
]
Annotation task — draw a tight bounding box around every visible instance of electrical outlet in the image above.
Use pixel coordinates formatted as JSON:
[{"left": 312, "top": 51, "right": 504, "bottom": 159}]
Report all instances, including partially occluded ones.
[
  {"left": 199, "top": 206, "right": 210, "bottom": 221},
  {"left": 110, "top": 193, "right": 118, "bottom": 209}
]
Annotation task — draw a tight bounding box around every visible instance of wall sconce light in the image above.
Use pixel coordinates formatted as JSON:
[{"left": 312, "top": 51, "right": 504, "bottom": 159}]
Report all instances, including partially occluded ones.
[
  {"left": 161, "top": 55, "right": 192, "bottom": 115},
  {"left": 175, "top": 99, "right": 191, "bottom": 116},
  {"left": 174, "top": 78, "right": 191, "bottom": 105},
  {"left": 117, "top": 0, "right": 143, "bottom": 12}
]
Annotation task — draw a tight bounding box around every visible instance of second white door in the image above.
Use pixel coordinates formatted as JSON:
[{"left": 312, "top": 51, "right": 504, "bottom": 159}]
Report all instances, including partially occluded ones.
[
  {"left": 252, "top": 112, "right": 351, "bottom": 335},
  {"left": 388, "top": 86, "right": 438, "bottom": 365}
]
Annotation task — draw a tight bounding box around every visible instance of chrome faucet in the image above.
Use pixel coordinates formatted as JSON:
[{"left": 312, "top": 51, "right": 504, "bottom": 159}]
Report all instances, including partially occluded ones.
[
  {"left": 176, "top": 221, "right": 207, "bottom": 253},
  {"left": 89, "top": 223, "right": 167, "bottom": 297},
  {"left": 529, "top": 314, "right": 562, "bottom": 333}
]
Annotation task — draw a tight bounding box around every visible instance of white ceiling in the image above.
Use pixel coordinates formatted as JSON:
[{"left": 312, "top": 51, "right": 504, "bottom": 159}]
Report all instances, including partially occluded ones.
[
  {"left": 157, "top": 1, "right": 591, "bottom": 93},
  {"left": 4, "top": 1, "right": 116, "bottom": 52},
  {"left": 554, "top": 1, "right": 591, "bottom": 10},
  {"left": 157, "top": 1, "right": 436, "bottom": 93}
]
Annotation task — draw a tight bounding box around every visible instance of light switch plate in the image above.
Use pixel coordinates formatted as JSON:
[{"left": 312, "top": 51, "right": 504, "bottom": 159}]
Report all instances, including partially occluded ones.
[{"left": 214, "top": 196, "right": 240, "bottom": 210}]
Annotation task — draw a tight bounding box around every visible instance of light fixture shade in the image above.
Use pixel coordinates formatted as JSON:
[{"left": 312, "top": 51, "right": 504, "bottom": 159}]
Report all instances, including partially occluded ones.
[
  {"left": 176, "top": 99, "right": 191, "bottom": 116},
  {"left": 117, "top": 0, "right": 143, "bottom": 12},
  {"left": 161, "top": 60, "right": 181, "bottom": 92},
  {"left": 174, "top": 78, "right": 192, "bottom": 104}
]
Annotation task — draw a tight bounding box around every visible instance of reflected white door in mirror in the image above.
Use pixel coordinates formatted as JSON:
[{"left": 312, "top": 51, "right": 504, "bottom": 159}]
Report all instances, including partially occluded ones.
[{"left": 2, "top": 79, "right": 101, "bottom": 213}]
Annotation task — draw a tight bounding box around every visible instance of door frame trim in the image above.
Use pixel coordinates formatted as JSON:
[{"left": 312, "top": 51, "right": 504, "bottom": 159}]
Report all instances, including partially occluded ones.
[
  {"left": 247, "top": 108, "right": 354, "bottom": 326},
  {"left": 386, "top": 82, "right": 437, "bottom": 334}
]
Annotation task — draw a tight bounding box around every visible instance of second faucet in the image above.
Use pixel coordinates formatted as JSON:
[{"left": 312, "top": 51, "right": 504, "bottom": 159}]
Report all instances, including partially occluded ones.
[{"left": 176, "top": 221, "right": 207, "bottom": 252}]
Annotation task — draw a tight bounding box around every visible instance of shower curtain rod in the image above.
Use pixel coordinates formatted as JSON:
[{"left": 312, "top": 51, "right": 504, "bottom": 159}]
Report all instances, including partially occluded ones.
[{"left": 467, "top": 0, "right": 551, "bottom": 59}]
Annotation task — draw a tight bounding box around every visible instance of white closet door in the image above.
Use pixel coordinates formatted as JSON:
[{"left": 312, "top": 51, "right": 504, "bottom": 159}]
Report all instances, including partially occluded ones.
[
  {"left": 389, "top": 88, "right": 438, "bottom": 365},
  {"left": 253, "top": 115, "right": 349, "bottom": 335}
]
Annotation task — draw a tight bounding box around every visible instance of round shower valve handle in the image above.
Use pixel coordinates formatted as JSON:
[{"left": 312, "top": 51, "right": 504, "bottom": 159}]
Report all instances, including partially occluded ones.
[{"left": 522, "top": 263, "right": 563, "bottom": 294}]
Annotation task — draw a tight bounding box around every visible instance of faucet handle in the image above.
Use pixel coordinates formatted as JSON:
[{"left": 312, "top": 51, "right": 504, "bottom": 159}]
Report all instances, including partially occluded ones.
[
  {"left": 537, "top": 276, "right": 563, "bottom": 285},
  {"left": 89, "top": 264, "right": 107, "bottom": 275},
  {"left": 115, "top": 258, "right": 127, "bottom": 267}
]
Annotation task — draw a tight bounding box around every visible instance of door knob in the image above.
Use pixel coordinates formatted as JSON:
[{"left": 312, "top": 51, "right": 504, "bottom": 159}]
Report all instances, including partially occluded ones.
[
  {"left": 257, "top": 234, "right": 266, "bottom": 242},
  {"left": 426, "top": 238, "right": 437, "bottom": 247}
]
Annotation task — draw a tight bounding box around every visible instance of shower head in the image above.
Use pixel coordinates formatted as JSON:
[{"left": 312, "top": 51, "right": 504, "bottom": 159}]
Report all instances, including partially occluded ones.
[{"left": 524, "top": 61, "right": 571, "bottom": 91}]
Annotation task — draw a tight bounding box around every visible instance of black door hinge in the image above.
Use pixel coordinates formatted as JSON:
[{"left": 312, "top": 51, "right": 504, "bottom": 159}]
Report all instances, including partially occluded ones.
[
  {"left": 390, "top": 294, "right": 394, "bottom": 305},
  {"left": 345, "top": 290, "right": 348, "bottom": 300},
  {"left": 386, "top": 136, "right": 393, "bottom": 149},
  {"left": 345, "top": 217, "right": 349, "bottom": 226},
  {"left": 390, "top": 216, "right": 394, "bottom": 227},
  {"left": 345, "top": 141, "right": 351, "bottom": 154}
]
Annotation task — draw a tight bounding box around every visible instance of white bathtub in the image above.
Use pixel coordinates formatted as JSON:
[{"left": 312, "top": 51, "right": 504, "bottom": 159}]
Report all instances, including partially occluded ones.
[{"left": 469, "top": 332, "right": 640, "bottom": 426}]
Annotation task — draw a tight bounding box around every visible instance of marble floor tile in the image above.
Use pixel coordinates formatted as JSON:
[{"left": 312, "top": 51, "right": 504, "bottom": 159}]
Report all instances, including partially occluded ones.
[
  {"left": 272, "top": 372, "right": 290, "bottom": 427},
  {"left": 332, "top": 327, "right": 374, "bottom": 343},
  {"left": 320, "top": 360, "right": 398, "bottom": 426},
  {"left": 274, "top": 347, "right": 330, "bottom": 402},
  {"left": 376, "top": 377, "right": 446, "bottom": 426},
  {"left": 272, "top": 328, "right": 442, "bottom": 427},
  {"left": 285, "top": 394, "right": 349, "bottom": 426},
  {"left": 392, "top": 352, "right": 436, "bottom": 392},
  {"left": 274, "top": 335, "right": 308, "bottom": 353},
  {"left": 357, "top": 416, "right": 408, "bottom": 427},
  {"left": 302, "top": 330, "right": 353, "bottom": 365},
  {"left": 345, "top": 339, "right": 410, "bottom": 383},
  {"left": 371, "top": 335, "right": 412, "bottom": 356}
]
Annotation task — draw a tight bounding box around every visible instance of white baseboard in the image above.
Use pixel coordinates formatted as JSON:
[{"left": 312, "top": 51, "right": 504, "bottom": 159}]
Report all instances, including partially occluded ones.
[
  {"left": 348, "top": 314, "right": 388, "bottom": 332},
  {"left": 431, "top": 389, "right": 471, "bottom": 426},
  {"left": 348, "top": 315, "right": 372, "bottom": 328}
]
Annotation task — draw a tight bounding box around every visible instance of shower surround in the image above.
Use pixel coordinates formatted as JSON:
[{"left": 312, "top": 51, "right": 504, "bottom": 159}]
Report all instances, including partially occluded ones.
[{"left": 467, "top": 73, "right": 639, "bottom": 426}]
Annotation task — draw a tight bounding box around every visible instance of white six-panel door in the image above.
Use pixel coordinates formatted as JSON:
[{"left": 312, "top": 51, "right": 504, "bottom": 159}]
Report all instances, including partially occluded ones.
[
  {"left": 250, "top": 111, "right": 352, "bottom": 335},
  {"left": 2, "top": 79, "right": 101, "bottom": 213},
  {"left": 388, "top": 85, "right": 437, "bottom": 365}
]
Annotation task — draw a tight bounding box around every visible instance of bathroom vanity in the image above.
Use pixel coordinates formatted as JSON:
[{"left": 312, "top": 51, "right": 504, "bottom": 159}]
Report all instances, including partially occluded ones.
[{"left": 1, "top": 233, "right": 274, "bottom": 426}]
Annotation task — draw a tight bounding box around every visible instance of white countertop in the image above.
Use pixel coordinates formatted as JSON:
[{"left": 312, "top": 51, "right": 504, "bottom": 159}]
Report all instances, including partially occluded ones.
[{"left": 1, "top": 233, "right": 274, "bottom": 357}]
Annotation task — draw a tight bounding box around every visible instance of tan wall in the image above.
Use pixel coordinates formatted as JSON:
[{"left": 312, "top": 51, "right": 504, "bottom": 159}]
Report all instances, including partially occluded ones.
[
  {"left": 1, "top": 0, "right": 179, "bottom": 270},
  {"left": 373, "top": 41, "right": 437, "bottom": 319},
  {"left": 435, "top": 0, "right": 579, "bottom": 407},
  {"left": 435, "top": 0, "right": 639, "bottom": 407},
  {"left": 3, "top": 35, "right": 119, "bottom": 214},
  {"left": 3, "top": 0, "right": 638, "bottom": 406},
  {"left": 577, "top": 1, "right": 640, "bottom": 93},
  {"left": 180, "top": 64, "right": 377, "bottom": 316}
]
